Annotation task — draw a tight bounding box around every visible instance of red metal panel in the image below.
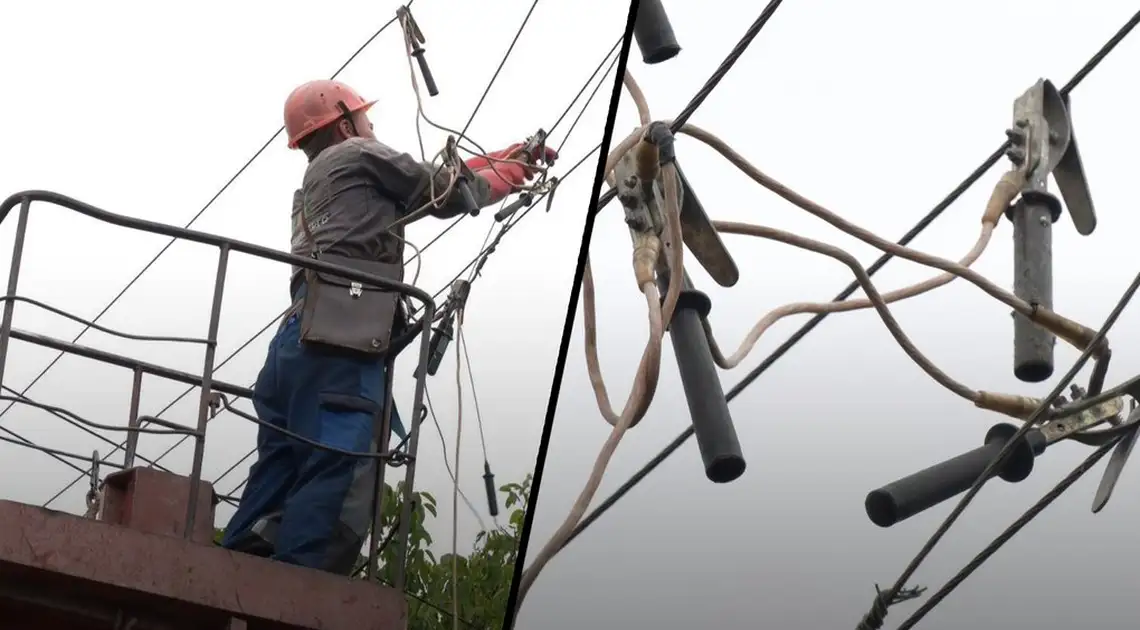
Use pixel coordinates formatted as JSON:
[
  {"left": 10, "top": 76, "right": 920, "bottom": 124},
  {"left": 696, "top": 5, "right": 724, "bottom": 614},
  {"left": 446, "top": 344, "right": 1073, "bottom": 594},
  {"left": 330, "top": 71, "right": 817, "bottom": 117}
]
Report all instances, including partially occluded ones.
[
  {"left": 0, "top": 500, "right": 407, "bottom": 630},
  {"left": 101, "top": 467, "right": 218, "bottom": 545}
]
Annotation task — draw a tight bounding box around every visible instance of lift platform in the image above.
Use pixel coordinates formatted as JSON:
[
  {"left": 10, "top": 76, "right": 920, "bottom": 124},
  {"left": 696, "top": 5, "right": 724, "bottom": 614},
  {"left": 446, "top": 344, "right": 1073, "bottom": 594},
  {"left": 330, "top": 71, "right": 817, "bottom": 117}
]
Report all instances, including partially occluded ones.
[{"left": 0, "top": 191, "right": 438, "bottom": 630}]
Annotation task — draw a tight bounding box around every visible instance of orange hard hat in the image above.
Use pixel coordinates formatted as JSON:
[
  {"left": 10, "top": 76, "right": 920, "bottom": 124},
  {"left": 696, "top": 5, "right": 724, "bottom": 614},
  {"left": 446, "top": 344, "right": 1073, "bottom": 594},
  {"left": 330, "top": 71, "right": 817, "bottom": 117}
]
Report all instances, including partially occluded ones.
[{"left": 283, "top": 79, "right": 376, "bottom": 149}]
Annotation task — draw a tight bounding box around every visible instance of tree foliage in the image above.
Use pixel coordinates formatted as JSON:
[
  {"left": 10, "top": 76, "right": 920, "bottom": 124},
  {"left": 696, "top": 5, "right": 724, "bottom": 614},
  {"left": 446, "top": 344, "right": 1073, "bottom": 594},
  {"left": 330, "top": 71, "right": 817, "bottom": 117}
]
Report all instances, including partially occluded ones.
[
  {"left": 376, "top": 475, "right": 531, "bottom": 630},
  {"left": 215, "top": 475, "right": 531, "bottom": 630}
]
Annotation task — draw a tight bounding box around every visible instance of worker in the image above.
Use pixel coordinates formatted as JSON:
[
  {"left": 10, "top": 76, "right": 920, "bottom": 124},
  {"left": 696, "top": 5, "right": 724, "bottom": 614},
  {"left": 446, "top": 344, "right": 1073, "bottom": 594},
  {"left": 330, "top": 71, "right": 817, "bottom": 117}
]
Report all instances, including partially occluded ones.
[{"left": 220, "top": 79, "right": 556, "bottom": 574}]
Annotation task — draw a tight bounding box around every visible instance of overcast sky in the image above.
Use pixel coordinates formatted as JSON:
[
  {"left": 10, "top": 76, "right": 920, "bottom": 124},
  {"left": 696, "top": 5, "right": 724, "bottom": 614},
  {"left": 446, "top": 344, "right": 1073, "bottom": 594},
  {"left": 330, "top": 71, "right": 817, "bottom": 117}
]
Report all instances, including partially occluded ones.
[
  {"left": 0, "top": 0, "right": 626, "bottom": 569},
  {"left": 518, "top": 1, "right": 1140, "bottom": 629}
]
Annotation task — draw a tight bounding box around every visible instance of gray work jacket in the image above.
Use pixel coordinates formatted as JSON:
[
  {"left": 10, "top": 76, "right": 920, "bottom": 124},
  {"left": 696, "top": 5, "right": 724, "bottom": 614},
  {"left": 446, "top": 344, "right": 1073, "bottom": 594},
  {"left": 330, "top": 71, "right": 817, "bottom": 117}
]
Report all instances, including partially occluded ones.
[{"left": 289, "top": 137, "right": 491, "bottom": 287}]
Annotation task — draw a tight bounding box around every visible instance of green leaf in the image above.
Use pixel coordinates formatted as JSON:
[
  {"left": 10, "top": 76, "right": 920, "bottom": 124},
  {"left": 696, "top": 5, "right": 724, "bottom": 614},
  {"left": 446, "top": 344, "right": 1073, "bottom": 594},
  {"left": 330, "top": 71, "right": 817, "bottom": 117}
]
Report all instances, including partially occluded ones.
[{"left": 356, "top": 477, "right": 533, "bottom": 630}]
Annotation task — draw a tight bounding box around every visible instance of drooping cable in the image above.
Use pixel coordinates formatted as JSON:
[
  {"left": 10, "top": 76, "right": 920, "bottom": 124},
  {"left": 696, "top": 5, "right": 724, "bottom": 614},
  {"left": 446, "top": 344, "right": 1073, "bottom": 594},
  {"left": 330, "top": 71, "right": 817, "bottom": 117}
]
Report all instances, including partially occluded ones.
[{"left": 561, "top": 6, "right": 1140, "bottom": 553}]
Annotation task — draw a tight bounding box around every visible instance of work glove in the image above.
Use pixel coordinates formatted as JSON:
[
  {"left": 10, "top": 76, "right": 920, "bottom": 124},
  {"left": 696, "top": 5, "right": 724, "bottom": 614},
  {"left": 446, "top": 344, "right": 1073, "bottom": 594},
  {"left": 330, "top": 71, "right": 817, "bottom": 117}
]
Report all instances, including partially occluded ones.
[{"left": 465, "top": 143, "right": 559, "bottom": 205}]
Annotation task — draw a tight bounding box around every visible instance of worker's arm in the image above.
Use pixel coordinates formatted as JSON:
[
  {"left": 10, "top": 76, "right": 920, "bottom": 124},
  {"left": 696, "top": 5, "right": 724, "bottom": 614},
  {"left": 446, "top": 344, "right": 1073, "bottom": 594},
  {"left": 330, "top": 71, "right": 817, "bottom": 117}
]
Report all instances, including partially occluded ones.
[{"left": 351, "top": 139, "right": 491, "bottom": 220}]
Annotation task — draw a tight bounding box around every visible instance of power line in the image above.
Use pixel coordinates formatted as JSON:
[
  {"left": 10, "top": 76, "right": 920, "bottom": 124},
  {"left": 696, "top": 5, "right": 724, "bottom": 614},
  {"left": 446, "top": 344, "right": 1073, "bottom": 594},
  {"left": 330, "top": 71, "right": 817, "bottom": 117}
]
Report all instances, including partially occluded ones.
[
  {"left": 0, "top": 9, "right": 410, "bottom": 432},
  {"left": 560, "top": 5, "right": 1140, "bottom": 553},
  {"left": 458, "top": 0, "right": 540, "bottom": 139},
  {"left": 555, "top": 44, "right": 623, "bottom": 155},
  {"left": 895, "top": 430, "right": 1125, "bottom": 629},
  {"left": 549, "top": 36, "right": 623, "bottom": 139},
  {"left": 859, "top": 270, "right": 1140, "bottom": 628},
  {"left": 420, "top": 32, "right": 621, "bottom": 259}
]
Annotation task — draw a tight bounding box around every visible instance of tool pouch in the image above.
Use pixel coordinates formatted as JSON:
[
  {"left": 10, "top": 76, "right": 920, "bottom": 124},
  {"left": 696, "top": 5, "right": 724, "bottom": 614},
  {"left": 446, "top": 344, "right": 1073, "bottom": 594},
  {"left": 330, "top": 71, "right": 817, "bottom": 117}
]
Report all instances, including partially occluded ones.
[{"left": 299, "top": 253, "right": 403, "bottom": 356}]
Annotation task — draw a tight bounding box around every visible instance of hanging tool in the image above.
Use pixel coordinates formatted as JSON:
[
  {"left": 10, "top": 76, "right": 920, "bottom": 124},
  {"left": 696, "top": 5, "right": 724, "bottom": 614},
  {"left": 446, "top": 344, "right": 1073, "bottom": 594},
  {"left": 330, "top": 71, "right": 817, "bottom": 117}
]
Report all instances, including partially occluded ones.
[
  {"left": 84, "top": 449, "right": 101, "bottom": 519},
  {"left": 445, "top": 136, "right": 482, "bottom": 217},
  {"left": 633, "top": 0, "right": 681, "bottom": 65},
  {"left": 1091, "top": 393, "right": 1140, "bottom": 513},
  {"left": 864, "top": 392, "right": 1125, "bottom": 528},
  {"left": 1004, "top": 78, "right": 1096, "bottom": 383},
  {"left": 640, "top": 122, "right": 739, "bottom": 287},
  {"left": 483, "top": 461, "right": 499, "bottom": 517},
  {"left": 494, "top": 129, "right": 555, "bottom": 222},
  {"left": 614, "top": 140, "right": 746, "bottom": 483},
  {"left": 420, "top": 279, "right": 471, "bottom": 377},
  {"left": 397, "top": 5, "right": 439, "bottom": 97}
]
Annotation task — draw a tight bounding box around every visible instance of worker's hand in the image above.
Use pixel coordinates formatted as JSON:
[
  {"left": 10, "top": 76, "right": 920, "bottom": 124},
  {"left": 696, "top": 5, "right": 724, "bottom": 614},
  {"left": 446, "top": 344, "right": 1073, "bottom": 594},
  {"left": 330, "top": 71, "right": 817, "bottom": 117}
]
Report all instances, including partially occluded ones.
[
  {"left": 464, "top": 142, "right": 558, "bottom": 175},
  {"left": 465, "top": 142, "right": 558, "bottom": 204},
  {"left": 477, "top": 161, "right": 531, "bottom": 205}
]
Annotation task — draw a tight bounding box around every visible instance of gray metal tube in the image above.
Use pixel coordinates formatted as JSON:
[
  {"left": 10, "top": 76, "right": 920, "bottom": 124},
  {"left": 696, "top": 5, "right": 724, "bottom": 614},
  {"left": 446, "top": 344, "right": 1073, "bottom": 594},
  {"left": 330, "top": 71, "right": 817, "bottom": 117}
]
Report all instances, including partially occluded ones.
[
  {"left": 659, "top": 273, "right": 745, "bottom": 483},
  {"left": 366, "top": 356, "right": 396, "bottom": 582},
  {"left": 0, "top": 199, "right": 31, "bottom": 388},
  {"left": 123, "top": 368, "right": 143, "bottom": 469},
  {"left": 1010, "top": 192, "right": 1060, "bottom": 383},
  {"left": 183, "top": 244, "right": 229, "bottom": 536}
]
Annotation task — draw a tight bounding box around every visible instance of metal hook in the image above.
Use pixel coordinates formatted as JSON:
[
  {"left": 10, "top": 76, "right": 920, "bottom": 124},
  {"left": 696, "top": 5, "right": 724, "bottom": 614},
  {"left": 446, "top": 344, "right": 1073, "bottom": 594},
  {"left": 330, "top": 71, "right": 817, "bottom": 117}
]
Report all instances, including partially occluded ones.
[{"left": 1091, "top": 404, "right": 1140, "bottom": 513}]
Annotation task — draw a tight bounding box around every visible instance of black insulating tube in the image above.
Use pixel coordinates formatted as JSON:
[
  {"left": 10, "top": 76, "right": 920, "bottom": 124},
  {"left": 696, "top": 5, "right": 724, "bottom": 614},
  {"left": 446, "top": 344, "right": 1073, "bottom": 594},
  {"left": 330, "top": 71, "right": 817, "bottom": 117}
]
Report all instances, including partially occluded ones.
[
  {"left": 633, "top": 0, "right": 681, "bottom": 65},
  {"left": 865, "top": 423, "right": 1045, "bottom": 528}
]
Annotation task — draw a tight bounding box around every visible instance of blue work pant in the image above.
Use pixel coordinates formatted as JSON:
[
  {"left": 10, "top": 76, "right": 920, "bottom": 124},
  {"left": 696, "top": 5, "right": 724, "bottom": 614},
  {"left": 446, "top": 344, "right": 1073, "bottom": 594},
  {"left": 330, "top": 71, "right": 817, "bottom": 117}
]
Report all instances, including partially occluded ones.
[{"left": 221, "top": 308, "right": 406, "bottom": 573}]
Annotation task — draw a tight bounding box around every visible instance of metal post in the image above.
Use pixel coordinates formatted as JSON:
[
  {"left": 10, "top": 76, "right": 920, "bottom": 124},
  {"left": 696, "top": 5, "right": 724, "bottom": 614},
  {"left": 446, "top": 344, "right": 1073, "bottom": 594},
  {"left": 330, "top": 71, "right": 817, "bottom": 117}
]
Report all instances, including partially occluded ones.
[
  {"left": 184, "top": 244, "right": 229, "bottom": 537},
  {"left": 657, "top": 269, "right": 745, "bottom": 483},
  {"left": 366, "top": 356, "right": 397, "bottom": 582},
  {"left": 392, "top": 298, "right": 435, "bottom": 592},
  {"left": 123, "top": 368, "right": 143, "bottom": 469},
  {"left": 0, "top": 198, "right": 31, "bottom": 388}
]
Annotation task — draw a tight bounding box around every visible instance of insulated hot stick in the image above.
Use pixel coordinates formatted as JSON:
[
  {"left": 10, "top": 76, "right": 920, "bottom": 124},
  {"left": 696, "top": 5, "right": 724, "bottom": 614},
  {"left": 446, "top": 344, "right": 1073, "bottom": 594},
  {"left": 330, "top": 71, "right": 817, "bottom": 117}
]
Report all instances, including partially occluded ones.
[
  {"left": 398, "top": 6, "right": 439, "bottom": 96},
  {"left": 865, "top": 395, "right": 1125, "bottom": 527},
  {"left": 1005, "top": 79, "right": 1097, "bottom": 383},
  {"left": 483, "top": 461, "right": 499, "bottom": 517},
  {"left": 419, "top": 279, "right": 471, "bottom": 378},
  {"left": 617, "top": 137, "right": 745, "bottom": 483},
  {"left": 412, "top": 277, "right": 502, "bottom": 519},
  {"left": 494, "top": 129, "right": 553, "bottom": 222}
]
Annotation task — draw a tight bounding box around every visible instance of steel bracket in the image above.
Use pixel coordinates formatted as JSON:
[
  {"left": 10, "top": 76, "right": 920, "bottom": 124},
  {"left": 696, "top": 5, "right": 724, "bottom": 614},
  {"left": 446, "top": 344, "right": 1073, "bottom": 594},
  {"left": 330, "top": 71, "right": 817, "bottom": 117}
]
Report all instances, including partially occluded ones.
[
  {"left": 614, "top": 149, "right": 664, "bottom": 237},
  {"left": 1006, "top": 78, "right": 1096, "bottom": 235}
]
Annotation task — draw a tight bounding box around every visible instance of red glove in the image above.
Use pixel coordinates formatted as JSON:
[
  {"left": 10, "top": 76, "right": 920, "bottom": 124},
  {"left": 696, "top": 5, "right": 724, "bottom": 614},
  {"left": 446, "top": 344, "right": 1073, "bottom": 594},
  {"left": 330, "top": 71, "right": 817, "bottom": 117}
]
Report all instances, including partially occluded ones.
[
  {"left": 464, "top": 142, "right": 558, "bottom": 173},
  {"left": 465, "top": 142, "right": 559, "bottom": 204}
]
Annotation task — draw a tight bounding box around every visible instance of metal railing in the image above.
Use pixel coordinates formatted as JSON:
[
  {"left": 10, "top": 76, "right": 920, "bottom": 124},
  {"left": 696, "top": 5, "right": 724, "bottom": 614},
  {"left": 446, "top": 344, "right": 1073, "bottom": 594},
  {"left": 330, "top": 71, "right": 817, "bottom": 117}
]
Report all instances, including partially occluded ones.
[{"left": 0, "top": 190, "right": 434, "bottom": 590}]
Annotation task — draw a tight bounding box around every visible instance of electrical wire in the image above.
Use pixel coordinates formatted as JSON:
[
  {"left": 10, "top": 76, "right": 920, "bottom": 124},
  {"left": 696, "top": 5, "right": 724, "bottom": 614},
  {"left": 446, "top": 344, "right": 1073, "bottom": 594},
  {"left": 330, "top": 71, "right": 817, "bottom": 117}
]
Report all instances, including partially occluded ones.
[
  {"left": 554, "top": 47, "right": 623, "bottom": 156},
  {"left": 548, "top": 37, "right": 623, "bottom": 139},
  {"left": 458, "top": 0, "right": 541, "bottom": 139},
  {"left": 459, "top": 332, "right": 490, "bottom": 468},
  {"left": 894, "top": 432, "right": 1126, "bottom": 629},
  {"left": 401, "top": 33, "right": 621, "bottom": 276},
  {"left": 425, "top": 387, "right": 488, "bottom": 532},
  {"left": 858, "top": 255, "right": 1140, "bottom": 627},
  {"left": 559, "top": 4, "right": 1140, "bottom": 559},
  {"left": 450, "top": 308, "right": 466, "bottom": 630}
]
